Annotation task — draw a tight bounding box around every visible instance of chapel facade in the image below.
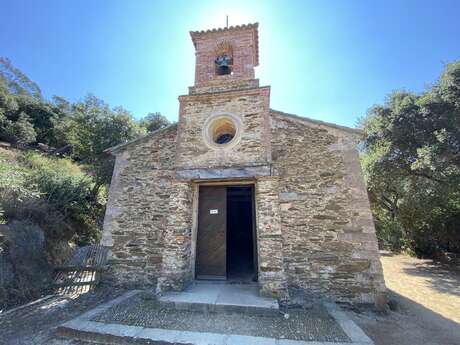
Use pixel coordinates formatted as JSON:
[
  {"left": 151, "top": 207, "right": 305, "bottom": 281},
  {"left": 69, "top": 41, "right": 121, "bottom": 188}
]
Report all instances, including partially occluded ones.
[{"left": 102, "top": 23, "right": 387, "bottom": 307}]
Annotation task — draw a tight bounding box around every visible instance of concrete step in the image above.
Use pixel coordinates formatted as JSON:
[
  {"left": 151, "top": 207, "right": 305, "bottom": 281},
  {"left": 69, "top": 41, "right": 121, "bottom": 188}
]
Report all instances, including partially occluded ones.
[
  {"left": 157, "top": 282, "right": 279, "bottom": 316},
  {"left": 56, "top": 321, "right": 348, "bottom": 345},
  {"left": 56, "top": 290, "right": 374, "bottom": 345},
  {"left": 56, "top": 320, "right": 372, "bottom": 345}
]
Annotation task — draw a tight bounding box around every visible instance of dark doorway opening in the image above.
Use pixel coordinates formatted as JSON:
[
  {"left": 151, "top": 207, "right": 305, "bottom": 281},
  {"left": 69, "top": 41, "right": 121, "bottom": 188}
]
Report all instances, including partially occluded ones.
[{"left": 226, "top": 186, "right": 257, "bottom": 283}]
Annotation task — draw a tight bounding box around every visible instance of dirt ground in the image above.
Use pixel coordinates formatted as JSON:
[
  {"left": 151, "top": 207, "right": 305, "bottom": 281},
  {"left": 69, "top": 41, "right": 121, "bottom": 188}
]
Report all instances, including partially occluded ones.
[
  {"left": 0, "top": 288, "right": 123, "bottom": 345},
  {"left": 351, "top": 252, "right": 460, "bottom": 345},
  {"left": 0, "top": 252, "right": 459, "bottom": 345}
]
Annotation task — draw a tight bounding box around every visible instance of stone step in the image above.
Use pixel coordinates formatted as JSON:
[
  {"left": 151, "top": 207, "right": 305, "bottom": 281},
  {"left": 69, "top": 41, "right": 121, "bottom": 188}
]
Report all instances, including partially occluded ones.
[
  {"left": 157, "top": 282, "right": 279, "bottom": 316},
  {"left": 56, "top": 290, "right": 374, "bottom": 345},
  {"left": 56, "top": 321, "right": 369, "bottom": 345}
]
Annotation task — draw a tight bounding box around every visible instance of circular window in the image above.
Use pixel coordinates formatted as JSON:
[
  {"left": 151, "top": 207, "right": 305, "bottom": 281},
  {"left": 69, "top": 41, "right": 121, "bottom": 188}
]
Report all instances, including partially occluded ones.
[
  {"left": 203, "top": 114, "right": 242, "bottom": 149},
  {"left": 211, "top": 118, "right": 236, "bottom": 144}
]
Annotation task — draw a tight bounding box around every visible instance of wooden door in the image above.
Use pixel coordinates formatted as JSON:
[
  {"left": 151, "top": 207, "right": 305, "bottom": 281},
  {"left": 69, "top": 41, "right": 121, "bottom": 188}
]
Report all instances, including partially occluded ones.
[{"left": 196, "top": 186, "right": 227, "bottom": 279}]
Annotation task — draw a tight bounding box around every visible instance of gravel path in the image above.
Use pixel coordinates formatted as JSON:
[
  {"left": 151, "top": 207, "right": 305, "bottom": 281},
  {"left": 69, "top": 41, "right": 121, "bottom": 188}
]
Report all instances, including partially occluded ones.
[{"left": 92, "top": 293, "right": 350, "bottom": 342}]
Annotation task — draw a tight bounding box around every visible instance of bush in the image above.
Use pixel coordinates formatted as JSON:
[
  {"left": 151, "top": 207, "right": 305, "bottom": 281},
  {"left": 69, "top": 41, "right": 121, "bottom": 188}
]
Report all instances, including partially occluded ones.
[
  {"left": 0, "top": 148, "right": 102, "bottom": 309},
  {"left": 375, "top": 217, "right": 406, "bottom": 252},
  {"left": 0, "top": 149, "right": 102, "bottom": 245},
  {"left": 0, "top": 220, "right": 51, "bottom": 310}
]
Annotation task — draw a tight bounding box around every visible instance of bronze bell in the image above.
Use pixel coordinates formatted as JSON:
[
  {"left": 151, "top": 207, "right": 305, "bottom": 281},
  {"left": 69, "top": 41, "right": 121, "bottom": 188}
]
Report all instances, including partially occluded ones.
[
  {"left": 215, "top": 54, "right": 232, "bottom": 75},
  {"left": 217, "top": 65, "right": 231, "bottom": 75}
]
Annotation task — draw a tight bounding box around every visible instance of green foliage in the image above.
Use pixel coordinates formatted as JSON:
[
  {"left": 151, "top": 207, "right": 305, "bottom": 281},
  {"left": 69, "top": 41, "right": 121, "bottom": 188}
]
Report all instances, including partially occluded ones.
[
  {"left": 361, "top": 60, "right": 460, "bottom": 257},
  {"left": 0, "top": 58, "right": 170, "bottom": 252},
  {"left": 0, "top": 64, "right": 57, "bottom": 145},
  {"left": 0, "top": 58, "right": 173, "bottom": 246},
  {"left": 58, "top": 95, "right": 147, "bottom": 197},
  {"left": 0, "top": 149, "right": 39, "bottom": 201},
  {"left": 3, "top": 112, "right": 37, "bottom": 144},
  {"left": 0, "top": 57, "right": 172, "bottom": 308},
  {"left": 0, "top": 57, "right": 166, "bottom": 154},
  {"left": 0, "top": 57, "right": 42, "bottom": 99},
  {"left": 0, "top": 149, "right": 101, "bottom": 244},
  {"left": 0, "top": 58, "right": 171, "bottom": 243},
  {"left": 140, "top": 112, "right": 170, "bottom": 133},
  {"left": 14, "top": 95, "right": 64, "bottom": 145}
]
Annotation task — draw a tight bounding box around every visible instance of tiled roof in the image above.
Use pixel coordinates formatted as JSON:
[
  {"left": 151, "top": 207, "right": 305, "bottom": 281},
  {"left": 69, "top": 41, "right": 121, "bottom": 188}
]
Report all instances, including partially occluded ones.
[{"left": 190, "top": 23, "right": 259, "bottom": 66}]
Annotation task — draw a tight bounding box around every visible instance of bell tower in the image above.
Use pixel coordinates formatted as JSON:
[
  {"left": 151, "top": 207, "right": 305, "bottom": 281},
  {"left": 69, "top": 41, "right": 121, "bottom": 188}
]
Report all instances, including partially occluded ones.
[
  {"left": 175, "top": 23, "right": 272, "bottom": 179},
  {"left": 190, "top": 23, "right": 259, "bottom": 90}
]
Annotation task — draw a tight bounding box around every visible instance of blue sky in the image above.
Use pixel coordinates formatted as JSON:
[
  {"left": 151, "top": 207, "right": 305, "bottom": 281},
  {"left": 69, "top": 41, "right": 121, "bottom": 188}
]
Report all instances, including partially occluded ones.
[{"left": 1, "top": 0, "right": 459, "bottom": 128}]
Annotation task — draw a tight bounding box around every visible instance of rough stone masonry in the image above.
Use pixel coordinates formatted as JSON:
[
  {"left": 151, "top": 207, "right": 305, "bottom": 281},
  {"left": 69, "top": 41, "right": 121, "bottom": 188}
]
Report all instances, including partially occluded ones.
[{"left": 101, "top": 23, "right": 387, "bottom": 307}]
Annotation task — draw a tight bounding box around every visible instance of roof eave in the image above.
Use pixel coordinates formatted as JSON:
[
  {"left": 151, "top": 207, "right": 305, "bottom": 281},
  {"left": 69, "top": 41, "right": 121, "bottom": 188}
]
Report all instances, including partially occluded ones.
[
  {"left": 104, "top": 123, "right": 177, "bottom": 155},
  {"left": 270, "top": 109, "right": 363, "bottom": 136}
]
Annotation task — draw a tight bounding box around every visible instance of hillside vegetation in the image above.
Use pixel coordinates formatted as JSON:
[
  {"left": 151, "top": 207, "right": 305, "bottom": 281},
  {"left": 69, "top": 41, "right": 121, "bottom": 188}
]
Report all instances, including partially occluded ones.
[
  {"left": 0, "top": 147, "right": 94, "bottom": 307},
  {"left": 0, "top": 58, "right": 171, "bottom": 310}
]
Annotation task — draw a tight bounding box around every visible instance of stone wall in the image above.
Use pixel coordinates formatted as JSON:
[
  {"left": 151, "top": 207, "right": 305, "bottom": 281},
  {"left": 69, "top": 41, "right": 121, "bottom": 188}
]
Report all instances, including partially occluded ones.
[
  {"left": 176, "top": 87, "right": 271, "bottom": 170},
  {"left": 101, "top": 109, "right": 386, "bottom": 306},
  {"left": 189, "top": 78, "right": 260, "bottom": 95},
  {"left": 270, "top": 111, "right": 386, "bottom": 305},
  {"left": 157, "top": 180, "right": 194, "bottom": 292},
  {"left": 255, "top": 177, "right": 289, "bottom": 300},
  {"left": 101, "top": 125, "right": 179, "bottom": 288}
]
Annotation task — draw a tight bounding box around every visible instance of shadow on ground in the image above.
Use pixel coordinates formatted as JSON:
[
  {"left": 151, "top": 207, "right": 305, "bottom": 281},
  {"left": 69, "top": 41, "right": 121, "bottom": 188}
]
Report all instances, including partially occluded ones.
[
  {"left": 0, "top": 288, "right": 124, "bottom": 345},
  {"left": 402, "top": 260, "right": 460, "bottom": 297},
  {"left": 380, "top": 251, "right": 460, "bottom": 298},
  {"left": 352, "top": 290, "right": 460, "bottom": 345}
]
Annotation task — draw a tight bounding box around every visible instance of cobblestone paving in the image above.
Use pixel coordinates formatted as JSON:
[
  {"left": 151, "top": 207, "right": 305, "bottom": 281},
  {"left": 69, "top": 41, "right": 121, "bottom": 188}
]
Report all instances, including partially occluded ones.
[{"left": 91, "top": 293, "right": 351, "bottom": 342}]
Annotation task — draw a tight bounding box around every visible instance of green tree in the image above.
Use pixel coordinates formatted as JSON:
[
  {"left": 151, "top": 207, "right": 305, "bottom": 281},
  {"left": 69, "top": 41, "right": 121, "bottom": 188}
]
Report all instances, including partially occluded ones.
[
  {"left": 10, "top": 112, "right": 37, "bottom": 144},
  {"left": 139, "top": 112, "right": 170, "bottom": 132},
  {"left": 0, "top": 58, "right": 65, "bottom": 146},
  {"left": 62, "top": 95, "right": 145, "bottom": 198},
  {"left": 361, "top": 60, "right": 460, "bottom": 256},
  {"left": 0, "top": 58, "right": 166, "bottom": 244},
  {"left": 0, "top": 57, "right": 42, "bottom": 99},
  {"left": 14, "top": 95, "right": 63, "bottom": 145}
]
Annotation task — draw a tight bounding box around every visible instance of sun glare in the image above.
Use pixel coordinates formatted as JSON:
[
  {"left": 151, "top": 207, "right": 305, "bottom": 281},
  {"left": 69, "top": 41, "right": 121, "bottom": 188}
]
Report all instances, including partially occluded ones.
[{"left": 198, "top": 7, "right": 258, "bottom": 30}]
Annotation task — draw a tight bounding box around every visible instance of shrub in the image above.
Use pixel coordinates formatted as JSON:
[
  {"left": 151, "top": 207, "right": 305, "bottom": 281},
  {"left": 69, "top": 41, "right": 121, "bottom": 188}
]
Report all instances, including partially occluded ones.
[
  {"left": 0, "top": 150, "right": 102, "bottom": 245},
  {"left": 0, "top": 220, "right": 51, "bottom": 310},
  {"left": 0, "top": 112, "right": 37, "bottom": 145},
  {"left": 375, "top": 217, "right": 406, "bottom": 252}
]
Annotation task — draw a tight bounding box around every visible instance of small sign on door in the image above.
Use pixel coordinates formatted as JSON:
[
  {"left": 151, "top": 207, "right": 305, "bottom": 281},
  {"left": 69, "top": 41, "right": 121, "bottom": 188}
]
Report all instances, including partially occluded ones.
[{"left": 209, "top": 209, "right": 218, "bottom": 214}]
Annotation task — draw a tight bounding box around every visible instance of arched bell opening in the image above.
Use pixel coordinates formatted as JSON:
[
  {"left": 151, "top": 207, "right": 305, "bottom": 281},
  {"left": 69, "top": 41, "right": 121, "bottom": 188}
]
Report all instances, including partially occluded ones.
[
  {"left": 214, "top": 41, "right": 234, "bottom": 77},
  {"left": 215, "top": 54, "right": 233, "bottom": 76}
]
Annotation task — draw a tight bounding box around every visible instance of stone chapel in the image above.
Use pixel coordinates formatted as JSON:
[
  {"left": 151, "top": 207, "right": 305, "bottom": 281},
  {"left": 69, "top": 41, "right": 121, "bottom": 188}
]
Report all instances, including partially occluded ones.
[{"left": 101, "top": 23, "right": 387, "bottom": 307}]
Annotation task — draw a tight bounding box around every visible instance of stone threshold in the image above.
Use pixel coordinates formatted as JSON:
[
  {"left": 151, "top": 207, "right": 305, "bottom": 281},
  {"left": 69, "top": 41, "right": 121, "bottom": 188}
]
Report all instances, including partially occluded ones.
[
  {"left": 56, "top": 290, "right": 374, "bottom": 345},
  {"left": 157, "top": 282, "right": 279, "bottom": 316}
]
